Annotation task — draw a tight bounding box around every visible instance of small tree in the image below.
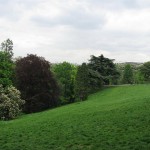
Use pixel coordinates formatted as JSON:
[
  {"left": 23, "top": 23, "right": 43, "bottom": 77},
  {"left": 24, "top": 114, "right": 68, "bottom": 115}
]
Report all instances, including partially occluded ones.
[
  {"left": 0, "top": 85, "right": 25, "bottom": 120},
  {"left": 75, "top": 63, "right": 89, "bottom": 101},
  {"left": 0, "top": 39, "right": 14, "bottom": 87},
  {"left": 1, "top": 39, "right": 13, "bottom": 59},
  {"left": 122, "top": 64, "right": 134, "bottom": 84},
  {"left": 15, "top": 54, "right": 60, "bottom": 113}
]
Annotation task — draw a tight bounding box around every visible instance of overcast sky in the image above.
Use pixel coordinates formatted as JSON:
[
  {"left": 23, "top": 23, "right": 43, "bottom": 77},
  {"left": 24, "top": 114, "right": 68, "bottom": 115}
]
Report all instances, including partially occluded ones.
[{"left": 1, "top": 0, "right": 150, "bottom": 63}]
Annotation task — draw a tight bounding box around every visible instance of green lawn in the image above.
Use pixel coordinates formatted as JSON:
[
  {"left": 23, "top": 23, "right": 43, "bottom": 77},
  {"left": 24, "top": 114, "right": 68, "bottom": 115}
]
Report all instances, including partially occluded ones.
[{"left": 0, "top": 85, "right": 150, "bottom": 150}]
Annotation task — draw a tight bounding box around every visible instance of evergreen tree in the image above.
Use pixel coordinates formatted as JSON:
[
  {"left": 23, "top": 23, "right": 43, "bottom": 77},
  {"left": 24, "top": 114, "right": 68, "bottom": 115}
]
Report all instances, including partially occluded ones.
[
  {"left": 140, "top": 61, "right": 150, "bottom": 82},
  {"left": 88, "top": 55, "right": 119, "bottom": 88},
  {"left": 75, "top": 63, "right": 89, "bottom": 101}
]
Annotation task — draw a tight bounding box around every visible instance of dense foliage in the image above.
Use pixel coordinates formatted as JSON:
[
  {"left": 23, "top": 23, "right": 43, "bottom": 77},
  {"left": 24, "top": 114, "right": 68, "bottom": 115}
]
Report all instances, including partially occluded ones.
[
  {"left": 134, "top": 70, "right": 145, "bottom": 84},
  {"left": 0, "top": 85, "right": 25, "bottom": 120},
  {"left": 88, "top": 55, "right": 120, "bottom": 89},
  {"left": 140, "top": 61, "right": 150, "bottom": 82},
  {"left": 52, "top": 62, "right": 77, "bottom": 104},
  {"left": 75, "top": 63, "right": 89, "bottom": 101},
  {"left": 15, "top": 54, "right": 60, "bottom": 113},
  {"left": 0, "top": 39, "right": 14, "bottom": 87},
  {"left": 122, "top": 64, "right": 134, "bottom": 84},
  {"left": 116, "top": 62, "right": 145, "bottom": 84}
]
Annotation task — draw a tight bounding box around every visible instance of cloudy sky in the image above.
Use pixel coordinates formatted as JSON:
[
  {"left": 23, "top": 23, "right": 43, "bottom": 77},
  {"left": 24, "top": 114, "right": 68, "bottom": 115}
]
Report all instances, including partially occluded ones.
[{"left": 1, "top": 0, "right": 150, "bottom": 63}]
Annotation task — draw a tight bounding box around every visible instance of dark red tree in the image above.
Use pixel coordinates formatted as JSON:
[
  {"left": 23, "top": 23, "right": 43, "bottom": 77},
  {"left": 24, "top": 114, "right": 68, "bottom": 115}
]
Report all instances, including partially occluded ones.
[{"left": 15, "top": 54, "right": 60, "bottom": 113}]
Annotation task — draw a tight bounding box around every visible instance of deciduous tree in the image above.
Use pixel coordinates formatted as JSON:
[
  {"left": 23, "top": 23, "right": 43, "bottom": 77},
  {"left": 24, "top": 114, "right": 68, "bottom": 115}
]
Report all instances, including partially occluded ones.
[
  {"left": 122, "top": 64, "right": 134, "bottom": 84},
  {"left": 0, "top": 39, "right": 14, "bottom": 87},
  {"left": 15, "top": 54, "right": 60, "bottom": 113},
  {"left": 1, "top": 39, "right": 13, "bottom": 59},
  {"left": 52, "top": 62, "right": 77, "bottom": 104}
]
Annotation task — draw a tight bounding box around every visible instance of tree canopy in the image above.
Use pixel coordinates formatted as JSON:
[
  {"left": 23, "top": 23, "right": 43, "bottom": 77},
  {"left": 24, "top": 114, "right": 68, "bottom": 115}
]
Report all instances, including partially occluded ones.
[
  {"left": 122, "top": 64, "right": 134, "bottom": 84},
  {"left": 1, "top": 39, "right": 13, "bottom": 59},
  {"left": 0, "top": 39, "right": 14, "bottom": 87},
  {"left": 88, "top": 55, "right": 120, "bottom": 87},
  {"left": 15, "top": 54, "right": 60, "bottom": 113},
  {"left": 140, "top": 61, "right": 150, "bottom": 82},
  {"left": 52, "top": 62, "right": 77, "bottom": 104}
]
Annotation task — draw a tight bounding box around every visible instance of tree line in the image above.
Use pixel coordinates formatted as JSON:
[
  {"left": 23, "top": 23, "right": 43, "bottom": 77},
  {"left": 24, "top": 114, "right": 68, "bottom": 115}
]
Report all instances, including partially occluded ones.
[{"left": 0, "top": 39, "right": 149, "bottom": 120}]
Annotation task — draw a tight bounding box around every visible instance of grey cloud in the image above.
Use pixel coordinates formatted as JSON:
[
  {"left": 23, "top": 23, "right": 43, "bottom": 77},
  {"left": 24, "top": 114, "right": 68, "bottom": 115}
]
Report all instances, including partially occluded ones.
[
  {"left": 0, "top": 0, "right": 18, "bottom": 21},
  {"left": 87, "top": 0, "right": 136, "bottom": 9},
  {"left": 88, "top": 0, "right": 150, "bottom": 10},
  {"left": 31, "top": 8, "right": 106, "bottom": 30},
  {"left": 0, "top": 0, "right": 40, "bottom": 7},
  {"left": 53, "top": 29, "right": 150, "bottom": 54},
  {"left": 0, "top": 0, "right": 40, "bottom": 21},
  {"left": 0, "top": 0, "right": 10, "bottom": 4},
  {"left": 1, "top": 0, "right": 150, "bottom": 63},
  {"left": 16, "top": 0, "right": 42, "bottom": 9}
]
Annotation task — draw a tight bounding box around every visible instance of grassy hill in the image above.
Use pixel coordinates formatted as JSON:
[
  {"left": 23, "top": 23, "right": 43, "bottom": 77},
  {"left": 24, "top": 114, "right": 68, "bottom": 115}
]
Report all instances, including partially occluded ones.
[{"left": 0, "top": 85, "right": 150, "bottom": 150}]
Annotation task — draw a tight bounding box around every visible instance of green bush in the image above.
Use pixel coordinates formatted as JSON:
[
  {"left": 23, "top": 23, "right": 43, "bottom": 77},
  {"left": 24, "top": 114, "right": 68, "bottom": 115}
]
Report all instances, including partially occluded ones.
[{"left": 0, "top": 85, "right": 25, "bottom": 120}]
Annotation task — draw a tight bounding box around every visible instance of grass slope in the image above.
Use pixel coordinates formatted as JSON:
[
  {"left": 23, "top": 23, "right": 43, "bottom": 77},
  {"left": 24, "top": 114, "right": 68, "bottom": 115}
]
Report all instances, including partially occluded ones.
[{"left": 0, "top": 85, "right": 150, "bottom": 150}]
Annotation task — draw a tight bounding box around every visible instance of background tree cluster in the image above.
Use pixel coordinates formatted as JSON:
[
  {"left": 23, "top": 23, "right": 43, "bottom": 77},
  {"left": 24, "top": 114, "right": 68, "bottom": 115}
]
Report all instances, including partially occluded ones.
[
  {"left": 1, "top": 38, "right": 150, "bottom": 120},
  {"left": 73, "top": 55, "right": 120, "bottom": 101},
  {"left": 116, "top": 62, "right": 146, "bottom": 84},
  {"left": 52, "top": 55, "right": 120, "bottom": 102}
]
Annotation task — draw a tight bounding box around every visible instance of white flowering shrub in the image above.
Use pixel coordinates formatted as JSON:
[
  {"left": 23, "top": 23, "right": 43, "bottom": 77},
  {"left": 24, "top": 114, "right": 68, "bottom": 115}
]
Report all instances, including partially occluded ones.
[{"left": 0, "top": 85, "right": 25, "bottom": 120}]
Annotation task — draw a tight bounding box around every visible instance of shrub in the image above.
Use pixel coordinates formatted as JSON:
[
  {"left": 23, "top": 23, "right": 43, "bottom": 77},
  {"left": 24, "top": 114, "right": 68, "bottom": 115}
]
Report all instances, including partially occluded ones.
[{"left": 0, "top": 85, "right": 25, "bottom": 120}]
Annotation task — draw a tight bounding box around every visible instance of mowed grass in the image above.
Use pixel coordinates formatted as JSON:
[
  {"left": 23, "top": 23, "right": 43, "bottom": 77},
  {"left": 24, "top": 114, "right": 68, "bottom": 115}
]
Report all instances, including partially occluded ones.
[{"left": 0, "top": 85, "right": 150, "bottom": 150}]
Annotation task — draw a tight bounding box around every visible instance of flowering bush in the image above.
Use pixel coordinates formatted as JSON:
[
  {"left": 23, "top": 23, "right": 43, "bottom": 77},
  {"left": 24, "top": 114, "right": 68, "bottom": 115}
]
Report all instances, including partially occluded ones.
[{"left": 0, "top": 85, "right": 25, "bottom": 120}]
